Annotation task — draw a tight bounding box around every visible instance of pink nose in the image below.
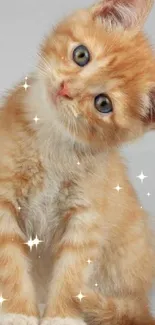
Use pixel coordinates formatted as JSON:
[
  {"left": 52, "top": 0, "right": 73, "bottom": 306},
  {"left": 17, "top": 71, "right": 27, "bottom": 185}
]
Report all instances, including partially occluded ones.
[{"left": 57, "top": 82, "right": 70, "bottom": 98}]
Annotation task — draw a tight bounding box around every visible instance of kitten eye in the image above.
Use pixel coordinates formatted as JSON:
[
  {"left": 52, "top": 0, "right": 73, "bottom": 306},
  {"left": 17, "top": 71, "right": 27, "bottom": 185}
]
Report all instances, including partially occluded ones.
[
  {"left": 94, "top": 94, "right": 113, "bottom": 114},
  {"left": 73, "top": 45, "right": 90, "bottom": 67}
]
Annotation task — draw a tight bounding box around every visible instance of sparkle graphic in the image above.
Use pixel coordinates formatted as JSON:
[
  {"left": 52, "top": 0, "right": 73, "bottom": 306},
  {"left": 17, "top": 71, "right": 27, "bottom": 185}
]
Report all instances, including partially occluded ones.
[
  {"left": 77, "top": 161, "right": 80, "bottom": 166},
  {"left": 25, "top": 235, "right": 43, "bottom": 251},
  {"left": 33, "top": 235, "right": 43, "bottom": 249},
  {"left": 22, "top": 76, "right": 30, "bottom": 91},
  {"left": 33, "top": 116, "right": 40, "bottom": 124},
  {"left": 95, "top": 283, "right": 98, "bottom": 287},
  {"left": 25, "top": 237, "right": 34, "bottom": 251},
  {"left": 136, "top": 171, "right": 148, "bottom": 183},
  {"left": 87, "top": 259, "right": 92, "bottom": 265},
  {"left": 0, "top": 295, "right": 7, "bottom": 307},
  {"left": 114, "top": 185, "right": 122, "bottom": 192},
  {"left": 140, "top": 206, "right": 143, "bottom": 209},
  {"left": 75, "top": 291, "right": 86, "bottom": 302},
  {"left": 147, "top": 192, "right": 151, "bottom": 197},
  {"left": 18, "top": 206, "right": 21, "bottom": 211}
]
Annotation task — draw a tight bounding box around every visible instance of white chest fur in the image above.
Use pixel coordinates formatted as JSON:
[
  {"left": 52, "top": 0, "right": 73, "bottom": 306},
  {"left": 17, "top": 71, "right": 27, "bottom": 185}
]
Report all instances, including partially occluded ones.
[{"left": 21, "top": 139, "right": 92, "bottom": 245}]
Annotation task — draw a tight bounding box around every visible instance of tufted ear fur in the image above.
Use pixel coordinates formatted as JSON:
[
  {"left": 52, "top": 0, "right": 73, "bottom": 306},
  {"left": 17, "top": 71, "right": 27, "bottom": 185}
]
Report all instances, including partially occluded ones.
[{"left": 91, "top": 0, "right": 154, "bottom": 32}]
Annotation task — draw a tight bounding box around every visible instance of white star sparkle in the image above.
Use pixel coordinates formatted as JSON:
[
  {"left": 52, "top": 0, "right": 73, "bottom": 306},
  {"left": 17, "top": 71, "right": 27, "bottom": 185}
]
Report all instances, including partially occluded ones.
[
  {"left": 22, "top": 76, "right": 30, "bottom": 91},
  {"left": 75, "top": 291, "right": 86, "bottom": 302},
  {"left": 25, "top": 237, "right": 34, "bottom": 251},
  {"left": 114, "top": 185, "right": 122, "bottom": 192},
  {"left": 0, "top": 295, "right": 7, "bottom": 307},
  {"left": 87, "top": 259, "right": 92, "bottom": 264},
  {"left": 33, "top": 235, "right": 43, "bottom": 249},
  {"left": 33, "top": 116, "right": 40, "bottom": 124},
  {"left": 77, "top": 161, "right": 80, "bottom": 166},
  {"left": 18, "top": 206, "right": 21, "bottom": 211},
  {"left": 136, "top": 171, "right": 148, "bottom": 183},
  {"left": 147, "top": 192, "right": 151, "bottom": 197},
  {"left": 25, "top": 236, "right": 43, "bottom": 251},
  {"left": 25, "top": 235, "right": 43, "bottom": 251}
]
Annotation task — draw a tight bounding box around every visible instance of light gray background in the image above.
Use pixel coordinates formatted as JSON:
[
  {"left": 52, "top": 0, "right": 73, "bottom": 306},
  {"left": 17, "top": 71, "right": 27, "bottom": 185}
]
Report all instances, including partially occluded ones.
[{"left": 0, "top": 0, "right": 155, "bottom": 314}]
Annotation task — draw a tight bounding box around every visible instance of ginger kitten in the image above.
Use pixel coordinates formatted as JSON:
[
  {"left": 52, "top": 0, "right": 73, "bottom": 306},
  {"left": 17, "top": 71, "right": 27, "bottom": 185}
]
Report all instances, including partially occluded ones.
[{"left": 0, "top": 0, "right": 155, "bottom": 324}]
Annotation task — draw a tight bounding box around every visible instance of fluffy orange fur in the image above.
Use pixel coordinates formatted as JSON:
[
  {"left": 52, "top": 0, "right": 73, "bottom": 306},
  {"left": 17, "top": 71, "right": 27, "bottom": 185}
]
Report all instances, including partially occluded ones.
[{"left": 0, "top": 0, "right": 155, "bottom": 324}]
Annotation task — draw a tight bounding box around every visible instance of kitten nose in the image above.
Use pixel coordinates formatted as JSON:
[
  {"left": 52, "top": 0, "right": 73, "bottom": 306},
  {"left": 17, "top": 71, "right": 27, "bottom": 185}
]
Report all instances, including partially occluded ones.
[{"left": 57, "top": 81, "right": 71, "bottom": 98}]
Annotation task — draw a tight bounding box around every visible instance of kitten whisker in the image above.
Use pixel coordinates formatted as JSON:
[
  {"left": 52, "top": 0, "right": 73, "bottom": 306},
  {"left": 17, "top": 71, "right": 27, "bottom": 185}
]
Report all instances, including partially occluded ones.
[{"left": 37, "top": 53, "right": 52, "bottom": 74}]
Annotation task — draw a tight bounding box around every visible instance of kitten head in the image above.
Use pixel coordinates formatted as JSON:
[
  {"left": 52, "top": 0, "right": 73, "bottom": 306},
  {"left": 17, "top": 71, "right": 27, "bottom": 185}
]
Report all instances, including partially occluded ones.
[{"left": 39, "top": 0, "right": 155, "bottom": 150}]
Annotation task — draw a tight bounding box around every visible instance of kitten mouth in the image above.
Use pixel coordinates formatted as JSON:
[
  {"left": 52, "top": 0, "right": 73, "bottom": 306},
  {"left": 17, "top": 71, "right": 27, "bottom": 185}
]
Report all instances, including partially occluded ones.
[
  {"left": 56, "top": 92, "right": 73, "bottom": 101},
  {"left": 63, "top": 94, "right": 73, "bottom": 100}
]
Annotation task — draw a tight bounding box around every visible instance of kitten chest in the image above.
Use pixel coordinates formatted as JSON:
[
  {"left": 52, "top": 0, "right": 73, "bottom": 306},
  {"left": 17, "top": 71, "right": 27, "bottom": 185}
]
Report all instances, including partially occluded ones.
[{"left": 20, "top": 157, "right": 87, "bottom": 243}]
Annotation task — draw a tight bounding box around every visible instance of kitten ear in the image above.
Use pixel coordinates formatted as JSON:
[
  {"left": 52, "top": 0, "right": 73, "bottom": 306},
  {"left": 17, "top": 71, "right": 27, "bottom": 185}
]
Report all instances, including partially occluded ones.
[{"left": 91, "top": 0, "right": 154, "bottom": 31}]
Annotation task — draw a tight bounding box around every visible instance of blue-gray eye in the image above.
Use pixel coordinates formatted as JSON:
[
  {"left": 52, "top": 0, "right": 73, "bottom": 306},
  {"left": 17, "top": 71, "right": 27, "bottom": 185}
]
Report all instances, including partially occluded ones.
[
  {"left": 73, "top": 45, "right": 90, "bottom": 67},
  {"left": 94, "top": 94, "right": 113, "bottom": 114}
]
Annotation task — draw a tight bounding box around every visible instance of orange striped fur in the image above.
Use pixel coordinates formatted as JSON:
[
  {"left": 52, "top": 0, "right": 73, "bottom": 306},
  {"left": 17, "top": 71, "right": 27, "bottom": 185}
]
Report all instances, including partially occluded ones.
[{"left": 0, "top": 0, "right": 155, "bottom": 325}]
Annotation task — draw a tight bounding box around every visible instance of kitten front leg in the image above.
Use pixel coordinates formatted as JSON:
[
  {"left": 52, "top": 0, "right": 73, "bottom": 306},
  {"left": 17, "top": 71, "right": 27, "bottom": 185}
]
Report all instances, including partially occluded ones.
[
  {"left": 41, "top": 207, "right": 102, "bottom": 325},
  {"left": 80, "top": 292, "right": 155, "bottom": 325},
  {"left": 77, "top": 212, "right": 155, "bottom": 325},
  {"left": 0, "top": 197, "right": 39, "bottom": 324}
]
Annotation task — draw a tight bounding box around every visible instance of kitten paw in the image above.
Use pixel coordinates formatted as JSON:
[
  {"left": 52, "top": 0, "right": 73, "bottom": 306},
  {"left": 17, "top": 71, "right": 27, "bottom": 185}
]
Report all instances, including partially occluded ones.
[
  {"left": 41, "top": 317, "right": 86, "bottom": 325},
  {"left": 0, "top": 314, "right": 39, "bottom": 325}
]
